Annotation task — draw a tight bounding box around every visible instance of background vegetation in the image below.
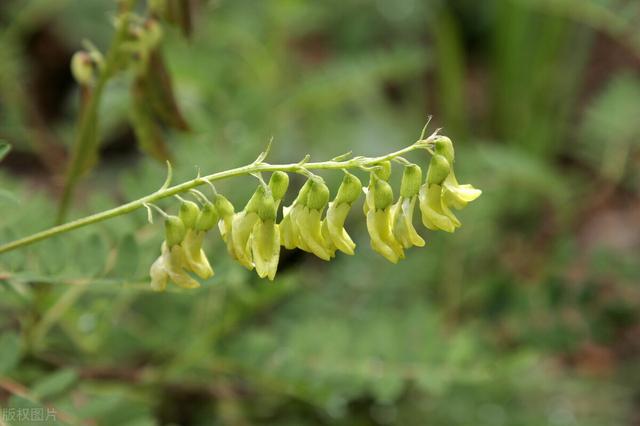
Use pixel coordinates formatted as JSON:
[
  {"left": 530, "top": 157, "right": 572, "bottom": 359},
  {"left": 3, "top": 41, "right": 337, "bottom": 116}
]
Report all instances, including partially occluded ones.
[{"left": 1, "top": 0, "right": 640, "bottom": 424}]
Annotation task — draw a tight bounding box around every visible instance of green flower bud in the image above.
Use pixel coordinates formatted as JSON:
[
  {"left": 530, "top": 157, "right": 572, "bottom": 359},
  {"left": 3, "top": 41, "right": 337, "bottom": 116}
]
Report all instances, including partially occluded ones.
[
  {"left": 195, "top": 202, "right": 219, "bottom": 231},
  {"left": 435, "top": 136, "right": 455, "bottom": 163},
  {"left": 372, "top": 176, "right": 394, "bottom": 210},
  {"left": 214, "top": 194, "right": 234, "bottom": 218},
  {"left": 295, "top": 180, "right": 312, "bottom": 205},
  {"left": 257, "top": 192, "right": 277, "bottom": 221},
  {"left": 400, "top": 164, "right": 422, "bottom": 198},
  {"left": 373, "top": 160, "right": 392, "bottom": 180},
  {"left": 179, "top": 200, "right": 200, "bottom": 229},
  {"left": 71, "top": 51, "right": 94, "bottom": 86},
  {"left": 306, "top": 179, "right": 330, "bottom": 210},
  {"left": 269, "top": 171, "right": 289, "bottom": 202},
  {"left": 245, "top": 185, "right": 268, "bottom": 214},
  {"left": 165, "top": 215, "right": 186, "bottom": 246},
  {"left": 335, "top": 172, "right": 362, "bottom": 205},
  {"left": 427, "top": 154, "right": 451, "bottom": 185}
]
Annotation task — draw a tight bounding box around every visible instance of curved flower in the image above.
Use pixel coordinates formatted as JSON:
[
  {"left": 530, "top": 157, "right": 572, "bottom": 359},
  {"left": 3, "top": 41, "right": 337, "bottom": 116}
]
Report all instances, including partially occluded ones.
[
  {"left": 181, "top": 230, "right": 213, "bottom": 279},
  {"left": 280, "top": 205, "right": 301, "bottom": 250},
  {"left": 322, "top": 172, "right": 361, "bottom": 256},
  {"left": 250, "top": 191, "right": 280, "bottom": 280},
  {"left": 391, "top": 164, "right": 425, "bottom": 249},
  {"left": 214, "top": 194, "right": 238, "bottom": 259},
  {"left": 293, "top": 179, "right": 333, "bottom": 260},
  {"left": 392, "top": 197, "right": 425, "bottom": 248},
  {"left": 295, "top": 207, "right": 331, "bottom": 260},
  {"left": 149, "top": 215, "right": 200, "bottom": 291},
  {"left": 176, "top": 199, "right": 215, "bottom": 279},
  {"left": 231, "top": 185, "right": 279, "bottom": 270},
  {"left": 150, "top": 242, "right": 200, "bottom": 291},
  {"left": 419, "top": 154, "right": 461, "bottom": 233},
  {"left": 280, "top": 180, "right": 310, "bottom": 250},
  {"left": 418, "top": 183, "right": 459, "bottom": 233},
  {"left": 231, "top": 210, "right": 259, "bottom": 269},
  {"left": 443, "top": 171, "right": 482, "bottom": 210},
  {"left": 434, "top": 136, "right": 481, "bottom": 210},
  {"left": 365, "top": 174, "right": 404, "bottom": 263},
  {"left": 323, "top": 202, "right": 355, "bottom": 256},
  {"left": 279, "top": 179, "right": 333, "bottom": 260}
]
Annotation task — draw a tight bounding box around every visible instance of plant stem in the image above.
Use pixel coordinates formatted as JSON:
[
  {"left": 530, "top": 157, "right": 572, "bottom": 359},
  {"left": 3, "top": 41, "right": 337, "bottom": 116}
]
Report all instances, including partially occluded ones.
[
  {"left": 0, "top": 140, "right": 434, "bottom": 255},
  {"left": 56, "top": 8, "right": 133, "bottom": 224}
]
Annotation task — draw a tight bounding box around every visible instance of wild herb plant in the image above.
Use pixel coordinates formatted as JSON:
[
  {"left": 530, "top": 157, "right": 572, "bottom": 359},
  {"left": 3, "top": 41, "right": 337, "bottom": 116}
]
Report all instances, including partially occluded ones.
[
  {"left": 0, "top": 125, "right": 481, "bottom": 288},
  {"left": 0, "top": 0, "right": 481, "bottom": 288}
]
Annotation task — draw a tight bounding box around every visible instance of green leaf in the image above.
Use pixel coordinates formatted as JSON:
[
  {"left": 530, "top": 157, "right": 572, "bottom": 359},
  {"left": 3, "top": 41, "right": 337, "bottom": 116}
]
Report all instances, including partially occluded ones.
[
  {"left": 0, "top": 331, "right": 21, "bottom": 374},
  {"left": 580, "top": 73, "right": 640, "bottom": 181},
  {"left": 32, "top": 368, "right": 78, "bottom": 400},
  {"left": 110, "top": 234, "right": 140, "bottom": 277},
  {"left": 75, "top": 232, "right": 108, "bottom": 277}
]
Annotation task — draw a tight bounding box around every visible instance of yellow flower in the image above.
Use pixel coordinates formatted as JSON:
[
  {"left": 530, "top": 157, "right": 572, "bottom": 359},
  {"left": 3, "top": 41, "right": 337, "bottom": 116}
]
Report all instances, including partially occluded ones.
[
  {"left": 365, "top": 174, "right": 404, "bottom": 263},
  {"left": 250, "top": 191, "right": 280, "bottom": 280},
  {"left": 434, "top": 136, "right": 481, "bottom": 210},
  {"left": 280, "top": 205, "right": 302, "bottom": 250},
  {"left": 177, "top": 199, "right": 216, "bottom": 279},
  {"left": 150, "top": 242, "right": 201, "bottom": 291},
  {"left": 280, "top": 179, "right": 333, "bottom": 260},
  {"left": 443, "top": 171, "right": 482, "bottom": 210},
  {"left": 419, "top": 154, "right": 460, "bottom": 232},
  {"left": 418, "top": 183, "right": 459, "bottom": 233},
  {"left": 392, "top": 197, "right": 425, "bottom": 248},
  {"left": 231, "top": 210, "right": 259, "bottom": 269},
  {"left": 323, "top": 202, "right": 355, "bottom": 256},
  {"left": 214, "top": 194, "right": 238, "bottom": 259},
  {"left": 149, "top": 215, "right": 200, "bottom": 291},
  {"left": 322, "top": 172, "right": 361, "bottom": 256},
  {"left": 391, "top": 164, "right": 425, "bottom": 249},
  {"left": 279, "top": 180, "right": 311, "bottom": 250},
  {"left": 293, "top": 179, "right": 333, "bottom": 260},
  {"left": 231, "top": 185, "right": 279, "bottom": 270},
  {"left": 181, "top": 230, "right": 214, "bottom": 279}
]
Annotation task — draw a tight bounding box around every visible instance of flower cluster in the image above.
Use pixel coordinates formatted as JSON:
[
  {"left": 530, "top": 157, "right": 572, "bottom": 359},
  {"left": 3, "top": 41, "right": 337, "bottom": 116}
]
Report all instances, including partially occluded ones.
[{"left": 149, "top": 136, "right": 481, "bottom": 290}]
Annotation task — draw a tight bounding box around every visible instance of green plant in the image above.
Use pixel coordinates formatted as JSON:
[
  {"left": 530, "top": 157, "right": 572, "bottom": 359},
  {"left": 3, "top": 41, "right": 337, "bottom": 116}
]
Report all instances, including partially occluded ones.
[
  {"left": 57, "top": 0, "right": 192, "bottom": 223},
  {"left": 0, "top": 127, "right": 481, "bottom": 288}
]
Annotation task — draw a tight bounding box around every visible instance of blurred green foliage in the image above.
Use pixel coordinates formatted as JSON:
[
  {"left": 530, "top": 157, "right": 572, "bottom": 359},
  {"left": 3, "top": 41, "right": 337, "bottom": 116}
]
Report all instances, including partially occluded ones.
[{"left": 1, "top": 0, "right": 640, "bottom": 425}]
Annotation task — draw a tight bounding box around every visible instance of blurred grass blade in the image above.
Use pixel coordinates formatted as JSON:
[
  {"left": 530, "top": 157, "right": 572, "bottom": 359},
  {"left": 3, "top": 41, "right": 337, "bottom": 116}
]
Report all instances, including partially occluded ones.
[
  {"left": 0, "top": 331, "right": 21, "bottom": 374},
  {"left": 431, "top": 5, "right": 467, "bottom": 138},
  {"left": 31, "top": 369, "right": 78, "bottom": 400},
  {"left": 0, "top": 141, "right": 10, "bottom": 162}
]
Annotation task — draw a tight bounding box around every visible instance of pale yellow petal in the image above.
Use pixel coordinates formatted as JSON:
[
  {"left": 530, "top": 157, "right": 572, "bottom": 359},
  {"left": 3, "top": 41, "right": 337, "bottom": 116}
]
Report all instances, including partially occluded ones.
[
  {"left": 393, "top": 198, "right": 425, "bottom": 248},
  {"left": 181, "top": 230, "right": 214, "bottom": 279},
  {"left": 443, "top": 171, "right": 481, "bottom": 209},
  {"left": 279, "top": 210, "right": 299, "bottom": 249},
  {"left": 251, "top": 220, "right": 280, "bottom": 281},
  {"left": 366, "top": 208, "right": 404, "bottom": 263},
  {"left": 166, "top": 245, "right": 200, "bottom": 289},
  {"left": 231, "top": 212, "right": 258, "bottom": 269},
  {"left": 419, "top": 184, "right": 457, "bottom": 233},
  {"left": 149, "top": 249, "right": 169, "bottom": 292},
  {"left": 294, "top": 207, "right": 332, "bottom": 261},
  {"left": 326, "top": 202, "right": 356, "bottom": 255}
]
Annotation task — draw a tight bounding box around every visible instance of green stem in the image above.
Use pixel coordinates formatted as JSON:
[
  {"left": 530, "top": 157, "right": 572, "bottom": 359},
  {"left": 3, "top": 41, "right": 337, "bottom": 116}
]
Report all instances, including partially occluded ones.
[
  {"left": 56, "top": 8, "right": 134, "bottom": 224},
  {"left": 0, "top": 140, "right": 434, "bottom": 255}
]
